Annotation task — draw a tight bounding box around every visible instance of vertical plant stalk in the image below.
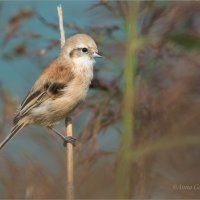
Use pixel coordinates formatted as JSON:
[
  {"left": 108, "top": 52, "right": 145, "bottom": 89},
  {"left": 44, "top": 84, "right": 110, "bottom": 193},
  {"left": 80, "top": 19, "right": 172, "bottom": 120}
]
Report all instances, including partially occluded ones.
[
  {"left": 116, "top": 2, "right": 139, "bottom": 199},
  {"left": 57, "top": 5, "right": 65, "bottom": 48},
  {"left": 57, "top": 5, "right": 74, "bottom": 199},
  {"left": 65, "top": 118, "right": 74, "bottom": 199}
]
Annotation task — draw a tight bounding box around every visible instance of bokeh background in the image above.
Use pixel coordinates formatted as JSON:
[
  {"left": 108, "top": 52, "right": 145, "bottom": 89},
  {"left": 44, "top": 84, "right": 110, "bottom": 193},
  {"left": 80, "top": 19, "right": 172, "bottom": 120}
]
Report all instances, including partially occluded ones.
[{"left": 0, "top": 1, "right": 200, "bottom": 199}]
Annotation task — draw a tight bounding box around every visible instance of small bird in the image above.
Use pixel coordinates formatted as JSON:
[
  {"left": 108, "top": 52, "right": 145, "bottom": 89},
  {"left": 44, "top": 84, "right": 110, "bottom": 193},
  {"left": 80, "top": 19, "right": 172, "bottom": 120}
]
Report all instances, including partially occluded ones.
[{"left": 0, "top": 33, "right": 101, "bottom": 150}]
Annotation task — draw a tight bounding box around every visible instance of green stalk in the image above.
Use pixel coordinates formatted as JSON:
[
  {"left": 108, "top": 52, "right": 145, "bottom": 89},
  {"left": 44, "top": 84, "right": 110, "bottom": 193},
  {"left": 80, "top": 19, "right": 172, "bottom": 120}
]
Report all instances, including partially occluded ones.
[{"left": 116, "top": 2, "right": 139, "bottom": 198}]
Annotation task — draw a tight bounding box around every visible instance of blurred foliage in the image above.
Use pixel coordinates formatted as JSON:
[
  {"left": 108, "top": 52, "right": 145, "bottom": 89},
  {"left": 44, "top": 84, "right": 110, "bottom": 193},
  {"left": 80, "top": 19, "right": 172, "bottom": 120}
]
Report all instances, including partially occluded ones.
[
  {"left": 167, "top": 33, "right": 200, "bottom": 50},
  {"left": 0, "top": 1, "right": 200, "bottom": 199}
]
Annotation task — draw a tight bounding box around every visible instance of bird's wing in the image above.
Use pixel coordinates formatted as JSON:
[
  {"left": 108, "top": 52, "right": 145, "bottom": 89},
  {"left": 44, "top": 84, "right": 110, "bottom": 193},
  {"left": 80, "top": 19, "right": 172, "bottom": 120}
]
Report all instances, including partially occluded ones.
[
  {"left": 13, "top": 58, "right": 75, "bottom": 124},
  {"left": 13, "top": 88, "right": 48, "bottom": 125},
  {"left": 19, "top": 89, "right": 48, "bottom": 116}
]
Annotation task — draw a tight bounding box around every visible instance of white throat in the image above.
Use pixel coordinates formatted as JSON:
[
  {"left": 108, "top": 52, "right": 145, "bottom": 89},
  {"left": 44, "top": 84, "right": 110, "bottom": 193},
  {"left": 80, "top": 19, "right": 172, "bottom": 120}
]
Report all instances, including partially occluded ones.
[
  {"left": 73, "top": 56, "right": 95, "bottom": 68},
  {"left": 72, "top": 56, "right": 95, "bottom": 85}
]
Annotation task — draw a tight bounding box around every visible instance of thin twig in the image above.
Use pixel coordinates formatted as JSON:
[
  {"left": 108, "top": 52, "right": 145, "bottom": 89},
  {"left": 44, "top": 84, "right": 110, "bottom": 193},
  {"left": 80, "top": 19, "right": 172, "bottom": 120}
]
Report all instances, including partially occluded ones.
[
  {"left": 65, "top": 118, "right": 74, "bottom": 199},
  {"left": 57, "top": 5, "right": 74, "bottom": 199},
  {"left": 57, "top": 5, "right": 65, "bottom": 48}
]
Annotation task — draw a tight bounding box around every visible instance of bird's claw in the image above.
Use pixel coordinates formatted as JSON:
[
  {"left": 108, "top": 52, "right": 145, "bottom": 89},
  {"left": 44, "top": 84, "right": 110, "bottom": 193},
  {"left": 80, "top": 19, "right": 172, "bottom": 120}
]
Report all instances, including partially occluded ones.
[{"left": 63, "top": 136, "right": 76, "bottom": 147}]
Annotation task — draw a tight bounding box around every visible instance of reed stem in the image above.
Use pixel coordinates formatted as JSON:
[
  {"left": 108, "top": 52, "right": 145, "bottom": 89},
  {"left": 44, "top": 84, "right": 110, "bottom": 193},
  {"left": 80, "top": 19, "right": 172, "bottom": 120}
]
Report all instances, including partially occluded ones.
[{"left": 57, "top": 5, "right": 74, "bottom": 199}]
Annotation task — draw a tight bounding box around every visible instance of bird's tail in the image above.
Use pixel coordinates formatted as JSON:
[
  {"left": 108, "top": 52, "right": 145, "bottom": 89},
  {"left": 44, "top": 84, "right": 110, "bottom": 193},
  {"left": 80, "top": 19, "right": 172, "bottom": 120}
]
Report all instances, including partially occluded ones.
[{"left": 0, "top": 122, "right": 26, "bottom": 150}]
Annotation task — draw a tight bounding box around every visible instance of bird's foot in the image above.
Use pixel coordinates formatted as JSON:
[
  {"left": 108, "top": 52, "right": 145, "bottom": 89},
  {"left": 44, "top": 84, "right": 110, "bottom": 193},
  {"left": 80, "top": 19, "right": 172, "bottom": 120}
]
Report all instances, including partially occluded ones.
[{"left": 63, "top": 136, "right": 76, "bottom": 147}]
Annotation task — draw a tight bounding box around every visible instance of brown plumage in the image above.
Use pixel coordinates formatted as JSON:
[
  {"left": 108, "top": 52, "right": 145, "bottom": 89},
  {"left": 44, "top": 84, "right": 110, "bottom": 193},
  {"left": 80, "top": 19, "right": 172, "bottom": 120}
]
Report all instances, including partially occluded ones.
[{"left": 0, "top": 33, "right": 101, "bottom": 150}]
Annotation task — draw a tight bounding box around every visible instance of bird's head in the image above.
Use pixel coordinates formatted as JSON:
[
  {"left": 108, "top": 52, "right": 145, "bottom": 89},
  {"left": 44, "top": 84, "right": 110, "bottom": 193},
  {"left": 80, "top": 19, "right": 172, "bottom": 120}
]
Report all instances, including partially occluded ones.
[{"left": 60, "top": 34, "right": 102, "bottom": 65}]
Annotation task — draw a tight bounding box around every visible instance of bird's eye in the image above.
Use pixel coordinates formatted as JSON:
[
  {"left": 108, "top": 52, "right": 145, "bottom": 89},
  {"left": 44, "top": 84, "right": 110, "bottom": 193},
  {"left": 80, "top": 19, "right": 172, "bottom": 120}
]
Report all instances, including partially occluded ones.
[{"left": 82, "top": 48, "right": 88, "bottom": 53}]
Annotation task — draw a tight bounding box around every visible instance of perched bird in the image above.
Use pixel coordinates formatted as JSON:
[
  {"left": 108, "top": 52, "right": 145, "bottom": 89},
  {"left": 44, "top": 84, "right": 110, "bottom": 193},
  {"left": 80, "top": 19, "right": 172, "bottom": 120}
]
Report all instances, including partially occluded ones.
[{"left": 0, "top": 33, "right": 101, "bottom": 150}]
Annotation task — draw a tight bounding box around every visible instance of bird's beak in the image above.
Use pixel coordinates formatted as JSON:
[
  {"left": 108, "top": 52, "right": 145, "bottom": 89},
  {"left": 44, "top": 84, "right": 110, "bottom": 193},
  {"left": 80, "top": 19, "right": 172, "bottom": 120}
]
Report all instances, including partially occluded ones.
[{"left": 93, "top": 52, "right": 102, "bottom": 58}]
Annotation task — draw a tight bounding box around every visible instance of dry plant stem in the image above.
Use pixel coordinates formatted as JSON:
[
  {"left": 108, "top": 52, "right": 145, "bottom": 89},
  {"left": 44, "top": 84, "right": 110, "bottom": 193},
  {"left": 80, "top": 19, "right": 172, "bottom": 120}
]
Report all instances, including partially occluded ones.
[
  {"left": 57, "top": 4, "right": 74, "bottom": 199},
  {"left": 65, "top": 117, "right": 74, "bottom": 199},
  {"left": 57, "top": 5, "right": 65, "bottom": 48}
]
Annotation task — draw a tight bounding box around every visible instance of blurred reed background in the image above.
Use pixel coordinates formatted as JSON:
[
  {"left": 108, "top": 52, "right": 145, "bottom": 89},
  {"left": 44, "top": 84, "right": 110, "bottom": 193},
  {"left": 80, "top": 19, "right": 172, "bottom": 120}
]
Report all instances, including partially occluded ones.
[{"left": 0, "top": 1, "right": 200, "bottom": 199}]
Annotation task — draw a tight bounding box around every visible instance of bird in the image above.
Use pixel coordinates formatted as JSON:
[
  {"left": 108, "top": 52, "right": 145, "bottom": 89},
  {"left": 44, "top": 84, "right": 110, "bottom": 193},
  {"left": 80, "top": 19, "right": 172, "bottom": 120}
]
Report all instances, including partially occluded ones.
[{"left": 0, "top": 33, "right": 102, "bottom": 150}]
